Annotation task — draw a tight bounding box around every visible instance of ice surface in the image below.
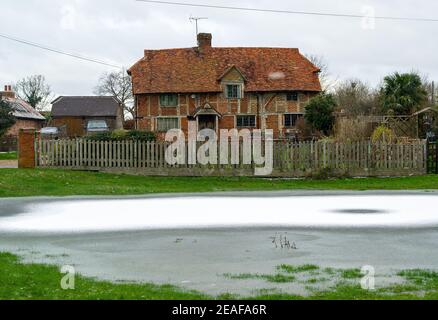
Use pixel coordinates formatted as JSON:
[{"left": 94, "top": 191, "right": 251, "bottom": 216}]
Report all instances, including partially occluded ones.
[{"left": 0, "top": 196, "right": 437, "bottom": 233}]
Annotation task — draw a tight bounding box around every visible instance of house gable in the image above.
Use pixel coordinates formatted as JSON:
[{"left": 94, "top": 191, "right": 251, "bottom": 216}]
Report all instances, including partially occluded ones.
[{"left": 218, "top": 65, "right": 247, "bottom": 83}]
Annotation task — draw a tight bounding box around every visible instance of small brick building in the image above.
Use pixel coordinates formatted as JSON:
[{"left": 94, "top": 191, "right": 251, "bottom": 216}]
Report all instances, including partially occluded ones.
[
  {"left": 0, "top": 85, "right": 45, "bottom": 151},
  {"left": 128, "top": 33, "right": 322, "bottom": 139},
  {"left": 51, "top": 96, "right": 124, "bottom": 137}
]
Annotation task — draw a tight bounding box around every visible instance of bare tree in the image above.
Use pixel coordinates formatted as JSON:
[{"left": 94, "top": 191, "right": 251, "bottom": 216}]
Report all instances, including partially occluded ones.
[
  {"left": 334, "top": 79, "right": 379, "bottom": 116},
  {"left": 421, "top": 76, "right": 437, "bottom": 106},
  {"left": 305, "top": 54, "right": 337, "bottom": 91},
  {"left": 14, "top": 75, "right": 52, "bottom": 111},
  {"left": 94, "top": 70, "right": 134, "bottom": 120}
]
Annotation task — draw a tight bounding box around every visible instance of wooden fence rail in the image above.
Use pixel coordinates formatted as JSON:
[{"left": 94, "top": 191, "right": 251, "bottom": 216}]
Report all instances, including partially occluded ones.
[{"left": 35, "top": 139, "right": 427, "bottom": 177}]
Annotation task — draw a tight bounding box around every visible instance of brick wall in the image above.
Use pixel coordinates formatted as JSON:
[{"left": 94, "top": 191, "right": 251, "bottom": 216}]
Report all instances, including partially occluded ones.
[
  {"left": 136, "top": 91, "right": 318, "bottom": 139},
  {"left": 18, "top": 129, "right": 37, "bottom": 168},
  {"left": 6, "top": 119, "right": 43, "bottom": 137}
]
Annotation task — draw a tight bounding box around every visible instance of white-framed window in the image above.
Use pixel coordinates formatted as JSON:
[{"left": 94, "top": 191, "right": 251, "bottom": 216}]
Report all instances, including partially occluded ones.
[
  {"left": 236, "top": 115, "right": 256, "bottom": 128},
  {"left": 284, "top": 113, "right": 304, "bottom": 127},
  {"left": 225, "top": 84, "right": 242, "bottom": 99},
  {"left": 157, "top": 117, "right": 179, "bottom": 132},
  {"left": 160, "top": 94, "right": 178, "bottom": 107}
]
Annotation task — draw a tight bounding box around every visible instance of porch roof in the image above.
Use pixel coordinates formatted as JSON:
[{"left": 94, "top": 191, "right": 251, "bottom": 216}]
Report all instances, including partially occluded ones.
[{"left": 191, "top": 103, "right": 222, "bottom": 119}]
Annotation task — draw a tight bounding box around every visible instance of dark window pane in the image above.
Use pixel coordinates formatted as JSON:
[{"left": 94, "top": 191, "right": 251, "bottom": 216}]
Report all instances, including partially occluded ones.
[
  {"left": 284, "top": 114, "right": 304, "bottom": 127},
  {"left": 226, "top": 84, "right": 241, "bottom": 99},
  {"left": 236, "top": 115, "right": 256, "bottom": 128},
  {"left": 287, "top": 92, "right": 299, "bottom": 101},
  {"left": 157, "top": 118, "right": 179, "bottom": 131},
  {"left": 160, "top": 94, "right": 178, "bottom": 106}
]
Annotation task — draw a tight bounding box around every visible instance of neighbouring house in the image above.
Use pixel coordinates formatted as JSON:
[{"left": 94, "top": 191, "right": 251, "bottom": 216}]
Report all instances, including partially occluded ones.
[
  {"left": 0, "top": 85, "right": 45, "bottom": 151},
  {"left": 51, "top": 96, "right": 124, "bottom": 137},
  {"left": 128, "top": 33, "right": 322, "bottom": 139}
]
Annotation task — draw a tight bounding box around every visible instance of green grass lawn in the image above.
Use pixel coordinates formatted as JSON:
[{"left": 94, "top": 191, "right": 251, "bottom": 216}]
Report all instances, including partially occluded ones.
[
  {"left": 0, "top": 152, "right": 17, "bottom": 161},
  {"left": 0, "top": 253, "right": 207, "bottom": 300},
  {"left": 2, "top": 252, "right": 438, "bottom": 300},
  {"left": 0, "top": 168, "right": 438, "bottom": 198}
]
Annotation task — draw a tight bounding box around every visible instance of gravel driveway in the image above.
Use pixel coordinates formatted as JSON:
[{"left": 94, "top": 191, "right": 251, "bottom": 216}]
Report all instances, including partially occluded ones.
[{"left": 0, "top": 160, "right": 18, "bottom": 168}]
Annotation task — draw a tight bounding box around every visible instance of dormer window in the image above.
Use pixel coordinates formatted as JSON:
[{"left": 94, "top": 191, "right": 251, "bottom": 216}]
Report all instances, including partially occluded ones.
[{"left": 225, "top": 84, "right": 242, "bottom": 99}]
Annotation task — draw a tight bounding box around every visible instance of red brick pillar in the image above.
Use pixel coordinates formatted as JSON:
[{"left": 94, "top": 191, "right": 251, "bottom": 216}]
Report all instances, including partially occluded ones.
[{"left": 18, "top": 129, "right": 37, "bottom": 168}]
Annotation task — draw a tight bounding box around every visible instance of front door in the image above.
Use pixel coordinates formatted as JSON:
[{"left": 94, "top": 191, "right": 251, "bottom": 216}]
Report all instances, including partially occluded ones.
[{"left": 198, "top": 115, "right": 216, "bottom": 131}]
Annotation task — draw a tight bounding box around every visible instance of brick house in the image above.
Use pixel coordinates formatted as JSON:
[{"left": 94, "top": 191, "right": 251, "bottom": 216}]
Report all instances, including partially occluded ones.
[
  {"left": 0, "top": 85, "right": 45, "bottom": 136},
  {"left": 128, "top": 33, "right": 322, "bottom": 139}
]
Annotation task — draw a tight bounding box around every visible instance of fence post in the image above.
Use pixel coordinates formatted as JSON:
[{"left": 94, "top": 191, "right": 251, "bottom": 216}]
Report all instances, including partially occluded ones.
[{"left": 18, "top": 129, "right": 38, "bottom": 168}]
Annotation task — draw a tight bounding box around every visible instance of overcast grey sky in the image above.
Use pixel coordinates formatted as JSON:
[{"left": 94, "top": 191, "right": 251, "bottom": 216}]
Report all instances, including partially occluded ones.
[{"left": 1, "top": 0, "right": 437, "bottom": 98}]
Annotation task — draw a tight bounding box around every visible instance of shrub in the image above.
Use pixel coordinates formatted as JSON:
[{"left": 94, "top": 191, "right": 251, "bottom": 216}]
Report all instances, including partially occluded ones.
[
  {"left": 85, "top": 132, "right": 112, "bottom": 141},
  {"left": 371, "top": 126, "right": 396, "bottom": 144},
  {"left": 111, "top": 129, "right": 128, "bottom": 140},
  {"left": 305, "top": 93, "right": 337, "bottom": 135},
  {"left": 295, "top": 117, "right": 313, "bottom": 141},
  {"left": 334, "top": 118, "right": 374, "bottom": 142},
  {"left": 127, "top": 130, "right": 156, "bottom": 142},
  {"left": 0, "top": 100, "right": 16, "bottom": 138},
  {"left": 86, "top": 130, "right": 156, "bottom": 142}
]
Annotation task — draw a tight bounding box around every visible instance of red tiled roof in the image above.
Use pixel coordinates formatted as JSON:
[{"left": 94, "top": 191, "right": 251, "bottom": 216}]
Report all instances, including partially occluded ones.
[{"left": 129, "top": 46, "right": 321, "bottom": 94}]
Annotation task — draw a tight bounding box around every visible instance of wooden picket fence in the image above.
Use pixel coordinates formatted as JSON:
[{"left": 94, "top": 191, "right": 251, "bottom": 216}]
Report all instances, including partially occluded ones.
[{"left": 35, "top": 138, "right": 427, "bottom": 177}]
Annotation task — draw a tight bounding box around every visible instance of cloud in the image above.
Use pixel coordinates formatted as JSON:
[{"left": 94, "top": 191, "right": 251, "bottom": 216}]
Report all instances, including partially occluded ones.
[{"left": 0, "top": 0, "right": 437, "bottom": 98}]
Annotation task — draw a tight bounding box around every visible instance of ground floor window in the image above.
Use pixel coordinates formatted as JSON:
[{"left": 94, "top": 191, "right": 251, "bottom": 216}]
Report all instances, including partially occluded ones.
[
  {"left": 236, "top": 115, "right": 256, "bottom": 128},
  {"left": 157, "top": 117, "right": 179, "bottom": 132},
  {"left": 284, "top": 113, "right": 304, "bottom": 127}
]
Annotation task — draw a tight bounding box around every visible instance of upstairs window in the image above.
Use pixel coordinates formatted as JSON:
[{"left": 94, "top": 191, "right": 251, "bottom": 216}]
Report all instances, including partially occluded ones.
[
  {"left": 160, "top": 94, "right": 178, "bottom": 107},
  {"left": 157, "top": 117, "right": 179, "bottom": 132},
  {"left": 225, "top": 84, "right": 242, "bottom": 99},
  {"left": 236, "top": 115, "right": 256, "bottom": 128},
  {"left": 286, "top": 92, "right": 299, "bottom": 102},
  {"left": 284, "top": 113, "right": 304, "bottom": 127}
]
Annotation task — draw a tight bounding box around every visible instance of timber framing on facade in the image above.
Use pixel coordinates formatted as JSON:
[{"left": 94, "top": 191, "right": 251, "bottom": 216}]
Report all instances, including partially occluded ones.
[{"left": 128, "top": 33, "right": 322, "bottom": 139}]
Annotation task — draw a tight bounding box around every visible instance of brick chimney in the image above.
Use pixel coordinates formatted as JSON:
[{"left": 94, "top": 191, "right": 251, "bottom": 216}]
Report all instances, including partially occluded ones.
[
  {"left": 197, "top": 33, "right": 212, "bottom": 51},
  {"left": 0, "top": 85, "right": 15, "bottom": 99}
]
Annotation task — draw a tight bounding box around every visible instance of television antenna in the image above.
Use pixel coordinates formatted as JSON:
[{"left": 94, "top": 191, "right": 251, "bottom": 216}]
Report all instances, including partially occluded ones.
[{"left": 189, "top": 16, "right": 208, "bottom": 35}]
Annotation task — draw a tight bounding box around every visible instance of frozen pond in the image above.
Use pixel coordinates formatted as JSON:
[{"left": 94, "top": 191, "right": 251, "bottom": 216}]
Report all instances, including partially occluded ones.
[
  {"left": 1, "top": 191, "right": 438, "bottom": 296},
  {"left": 2, "top": 193, "right": 438, "bottom": 233}
]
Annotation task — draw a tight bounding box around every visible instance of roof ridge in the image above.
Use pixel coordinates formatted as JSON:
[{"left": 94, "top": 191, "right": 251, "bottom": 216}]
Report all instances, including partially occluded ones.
[
  {"left": 56, "top": 96, "right": 116, "bottom": 98},
  {"left": 143, "top": 47, "right": 299, "bottom": 52}
]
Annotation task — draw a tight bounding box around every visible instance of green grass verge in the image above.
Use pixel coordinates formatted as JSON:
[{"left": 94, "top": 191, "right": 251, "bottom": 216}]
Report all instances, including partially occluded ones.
[
  {"left": 0, "top": 152, "right": 17, "bottom": 160},
  {"left": 0, "top": 169, "right": 438, "bottom": 198},
  {"left": 0, "top": 252, "right": 207, "bottom": 300},
  {"left": 3, "top": 254, "right": 438, "bottom": 300}
]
